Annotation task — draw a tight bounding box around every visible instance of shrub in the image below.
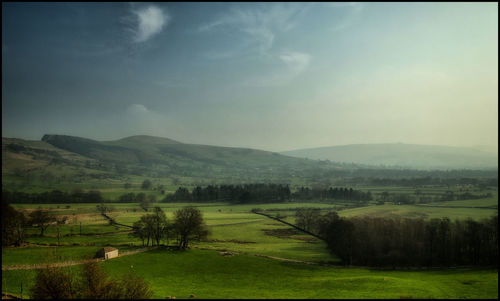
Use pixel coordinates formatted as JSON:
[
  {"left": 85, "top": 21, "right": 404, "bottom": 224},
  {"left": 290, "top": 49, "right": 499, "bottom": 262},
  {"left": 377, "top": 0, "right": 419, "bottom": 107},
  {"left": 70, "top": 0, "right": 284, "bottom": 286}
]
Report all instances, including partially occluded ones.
[
  {"left": 78, "top": 261, "right": 122, "bottom": 299},
  {"left": 30, "top": 266, "right": 77, "bottom": 299},
  {"left": 31, "top": 261, "right": 153, "bottom": 299},
  {"left": 120, "top": 270, "right": 153, "bottom": 299}
]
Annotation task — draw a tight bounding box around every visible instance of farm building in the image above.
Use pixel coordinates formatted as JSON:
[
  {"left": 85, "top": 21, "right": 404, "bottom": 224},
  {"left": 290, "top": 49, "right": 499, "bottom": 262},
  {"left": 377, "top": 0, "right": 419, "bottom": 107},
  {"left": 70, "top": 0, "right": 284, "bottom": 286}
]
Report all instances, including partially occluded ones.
[{"left": 95, "top": 247, "right": 118, "bottom": 260}]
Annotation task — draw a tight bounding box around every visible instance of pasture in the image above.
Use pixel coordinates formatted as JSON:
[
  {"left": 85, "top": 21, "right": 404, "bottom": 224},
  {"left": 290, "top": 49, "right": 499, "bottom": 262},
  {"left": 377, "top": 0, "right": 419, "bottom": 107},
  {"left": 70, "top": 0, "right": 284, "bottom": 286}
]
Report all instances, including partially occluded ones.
[
  {"left": 2, "top": 249, "right": 498, "bottom": 299},
  {"left": 3, "top": 197, "right": 498, "bottom": 299}
]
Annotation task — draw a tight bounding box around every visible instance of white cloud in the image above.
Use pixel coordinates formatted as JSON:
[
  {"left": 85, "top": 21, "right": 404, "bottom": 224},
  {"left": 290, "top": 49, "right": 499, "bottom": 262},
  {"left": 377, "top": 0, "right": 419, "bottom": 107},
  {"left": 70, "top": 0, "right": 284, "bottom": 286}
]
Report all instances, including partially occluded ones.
[
  {"left": 280, "top": 52, "right": 311, "bottom": 75},
  {"left": 127, "top": 104, "right": 150, "bottom": 114},
  {"left": 131, "top": 5, "right": 169, "bottom": 43},
  {"left": 199, "top": 4, "right": 306, "bottom": 56},
  {"left": 198, "top": 5, "right": 311, "bottom": 86}
]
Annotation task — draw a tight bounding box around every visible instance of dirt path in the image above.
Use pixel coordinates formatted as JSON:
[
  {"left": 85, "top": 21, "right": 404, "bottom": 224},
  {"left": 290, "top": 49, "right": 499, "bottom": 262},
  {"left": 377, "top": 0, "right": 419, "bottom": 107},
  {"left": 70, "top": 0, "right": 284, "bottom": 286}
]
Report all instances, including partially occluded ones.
[
  {"left": 193, "top": 246, "right": 332, "bottom": 266},
  {"left": 2, "top": 247, "right": 157, "bottom": 271}
]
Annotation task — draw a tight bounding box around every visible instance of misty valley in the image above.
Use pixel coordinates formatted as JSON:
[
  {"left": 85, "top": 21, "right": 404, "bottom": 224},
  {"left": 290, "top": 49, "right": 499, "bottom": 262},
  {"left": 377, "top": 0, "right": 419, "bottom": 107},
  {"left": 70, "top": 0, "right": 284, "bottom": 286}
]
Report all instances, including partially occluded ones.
[
  {"left": 2, "top": 2, "right": 498, "bottom": 300},
  {"left": 2, "top": 134, "right": 498, "bottom": 299}
]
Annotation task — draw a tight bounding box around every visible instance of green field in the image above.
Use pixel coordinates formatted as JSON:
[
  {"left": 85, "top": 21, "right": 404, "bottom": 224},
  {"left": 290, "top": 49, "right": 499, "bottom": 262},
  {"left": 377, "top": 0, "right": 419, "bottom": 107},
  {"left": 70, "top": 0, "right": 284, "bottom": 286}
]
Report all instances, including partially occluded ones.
[
  {"left": 2, "top": 249, "right": 497, "bottom": 299},
  {"left": 2, "top": 246, "right": 101, "bottom": 266},
  {"left": 3, "top": 198, "right": 498, "bottom": 299}
]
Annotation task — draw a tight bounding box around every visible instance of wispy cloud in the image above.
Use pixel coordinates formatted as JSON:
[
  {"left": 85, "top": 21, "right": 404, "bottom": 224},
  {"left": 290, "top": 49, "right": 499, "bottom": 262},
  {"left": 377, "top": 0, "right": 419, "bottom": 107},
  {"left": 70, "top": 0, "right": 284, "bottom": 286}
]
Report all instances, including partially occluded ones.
[
  {"left": 130, "top": 5, "right": 169, "bottom": 43},
  {"left": 327, "top": 2, "right": 364, "bottom": 32},
  {"left": 198, "top": 4, "right": 312, "bottom": 86},
  {"left": 280, "top": 52, "right": 311, "bottom": 75},
  {"left": 199, "top": 3, "right": 307, "bottom": 57},
  {"left": 243, "top": 51, "right": 311, "bottom": 86}
]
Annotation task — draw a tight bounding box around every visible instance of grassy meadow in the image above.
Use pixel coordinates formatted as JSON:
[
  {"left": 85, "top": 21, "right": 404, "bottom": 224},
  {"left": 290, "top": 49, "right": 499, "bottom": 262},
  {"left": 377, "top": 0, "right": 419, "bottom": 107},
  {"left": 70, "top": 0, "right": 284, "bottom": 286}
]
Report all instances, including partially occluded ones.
[
  {"left": 2, "top": 186, "right": 498, "bottom": 299},
  {"left": 2, "top": 249, "right": 498, "bottom": 299}
]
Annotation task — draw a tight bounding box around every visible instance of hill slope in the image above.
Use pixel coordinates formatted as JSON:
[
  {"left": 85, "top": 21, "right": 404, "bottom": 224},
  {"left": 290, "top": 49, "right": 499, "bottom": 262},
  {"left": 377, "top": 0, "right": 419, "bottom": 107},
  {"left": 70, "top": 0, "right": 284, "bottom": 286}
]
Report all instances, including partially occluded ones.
[
  {"left": 281, "top": 143, "right": 498, "bottom": 170},
  {"left": 41, "top": 134, "right": 323, "bottom": 168},
  {"left": 38, "top": 134, "right": 341, "bottom": 180},
  {"left": 2, "top": 137, "right": 96, "bottom": 173}
]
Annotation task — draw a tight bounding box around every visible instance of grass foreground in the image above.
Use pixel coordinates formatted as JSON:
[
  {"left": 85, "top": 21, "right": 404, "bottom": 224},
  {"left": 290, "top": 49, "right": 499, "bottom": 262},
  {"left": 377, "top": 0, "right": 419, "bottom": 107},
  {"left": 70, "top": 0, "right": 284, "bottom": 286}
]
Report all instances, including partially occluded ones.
[{"left": 2, "top": 248, "right": 498, "bottom": 299}]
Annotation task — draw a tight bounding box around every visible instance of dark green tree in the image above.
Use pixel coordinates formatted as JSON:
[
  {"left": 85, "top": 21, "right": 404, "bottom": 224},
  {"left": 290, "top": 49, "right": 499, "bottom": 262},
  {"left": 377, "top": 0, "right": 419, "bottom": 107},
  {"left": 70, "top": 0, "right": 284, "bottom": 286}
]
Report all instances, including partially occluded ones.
[
  {"left": 173, "top": 206, "right": 209, "bottom": 249},
  {"left": 141, "top": 179, "right": 152, "bottom": 190}
]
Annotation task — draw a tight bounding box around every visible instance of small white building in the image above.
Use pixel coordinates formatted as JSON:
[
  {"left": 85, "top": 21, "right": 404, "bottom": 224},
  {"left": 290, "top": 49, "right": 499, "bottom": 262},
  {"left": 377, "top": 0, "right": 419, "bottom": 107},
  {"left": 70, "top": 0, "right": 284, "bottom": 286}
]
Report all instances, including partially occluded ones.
[{"left": 95, "top": 247, "right": 118, "bottom": 260}]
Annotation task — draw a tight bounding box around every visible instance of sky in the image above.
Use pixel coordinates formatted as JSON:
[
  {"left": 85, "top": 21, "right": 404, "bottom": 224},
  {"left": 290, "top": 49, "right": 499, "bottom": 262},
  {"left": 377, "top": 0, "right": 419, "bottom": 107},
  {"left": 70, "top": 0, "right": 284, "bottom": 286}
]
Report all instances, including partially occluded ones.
[{"left": 2, "top": 2, "right": 498, "bottom": 152}]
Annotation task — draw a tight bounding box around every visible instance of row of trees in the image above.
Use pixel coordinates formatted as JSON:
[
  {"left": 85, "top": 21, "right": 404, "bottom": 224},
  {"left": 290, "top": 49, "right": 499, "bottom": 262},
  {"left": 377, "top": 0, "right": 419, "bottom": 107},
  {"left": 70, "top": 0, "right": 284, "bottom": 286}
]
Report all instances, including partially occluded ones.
[
  {"left": 366, "top": 176, "right": 498, "bottom": 187},
  {"left": 3, "top": 189, "right": 162, "bottom": 206},
  {"left": 163, "top": 184, "right": 374, "bottom": 204},
  {"left": 30, "top": 261, "right": 152, "bottom": 299},
  {"left": 296, "top": 210, "right": 498, "bottom": 267},
  {"left": 130, "top": 206, "right": 209, "bottom": 249},
  {"left": 291, "top": 187, "right": 372, "bottom": 202},
  {"left": 376, "top": 190, "right": 493, "bottom": 205},
  {"left": 118, "top": 192, "right": 156, "bottom": 204},
  {"left": 3, "top": 189, "right": 104, "bottom": 204},
  {"left": 163, "top": 184, "right": 292, "bottom": 203}
]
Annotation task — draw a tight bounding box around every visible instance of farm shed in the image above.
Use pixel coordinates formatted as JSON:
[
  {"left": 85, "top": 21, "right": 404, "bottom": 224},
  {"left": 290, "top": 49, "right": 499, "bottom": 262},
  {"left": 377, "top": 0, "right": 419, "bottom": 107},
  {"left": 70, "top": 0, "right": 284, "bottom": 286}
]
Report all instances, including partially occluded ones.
[{"left": 95, "top": 247, "right": 118, "bottom": 260}]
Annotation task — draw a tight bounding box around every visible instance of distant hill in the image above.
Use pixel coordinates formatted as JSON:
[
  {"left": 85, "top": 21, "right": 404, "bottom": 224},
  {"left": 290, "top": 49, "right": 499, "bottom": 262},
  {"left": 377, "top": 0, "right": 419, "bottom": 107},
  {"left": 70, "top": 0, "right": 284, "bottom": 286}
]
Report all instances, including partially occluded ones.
[
  {"left": 281, "top": 143, "right": 498, "bottom": 170},
  {"left": 2, "top": 137, "right": 96, "bottom": 173},
  {"left": 3, "top": 135, "right": 497, "bottom": 190},
  {"left": 35, "top": 134, "right": 342, "bottom": 181},
  {"left": 40, "top": 134, "right": 324, "bottom": 168}
]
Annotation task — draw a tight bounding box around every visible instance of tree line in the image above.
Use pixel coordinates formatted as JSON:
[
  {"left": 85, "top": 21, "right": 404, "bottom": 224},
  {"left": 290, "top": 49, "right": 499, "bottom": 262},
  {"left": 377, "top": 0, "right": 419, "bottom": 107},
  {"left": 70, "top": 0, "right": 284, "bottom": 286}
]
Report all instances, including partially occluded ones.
[
  {"left": 364, "top": 176, "right": 498, "bottom": 187},
  {"left": 291, "top": 186, "right": 372, "bottom": 203},
  {"left": 163, "top": 184, "right": 292, "bottom": 203},
  {"left": 3, "top": 189, "right": 104, "bottom": 204},
  {"left": 296, "top": 209, "right": 498, "bottom": 267},
  {"left": 376, "top": 190, "right": 494, "bottom": 205},
  {"left": 163, "top": 184, "right": 373, "bottom": 204}
]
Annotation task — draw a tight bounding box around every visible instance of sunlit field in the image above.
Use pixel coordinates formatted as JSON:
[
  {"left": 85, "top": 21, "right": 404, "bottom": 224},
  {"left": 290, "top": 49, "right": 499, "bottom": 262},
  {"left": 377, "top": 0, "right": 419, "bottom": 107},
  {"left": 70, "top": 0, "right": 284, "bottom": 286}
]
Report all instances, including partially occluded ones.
[{"left": 3, "top": 198, "right": 498, "bottom": 299}]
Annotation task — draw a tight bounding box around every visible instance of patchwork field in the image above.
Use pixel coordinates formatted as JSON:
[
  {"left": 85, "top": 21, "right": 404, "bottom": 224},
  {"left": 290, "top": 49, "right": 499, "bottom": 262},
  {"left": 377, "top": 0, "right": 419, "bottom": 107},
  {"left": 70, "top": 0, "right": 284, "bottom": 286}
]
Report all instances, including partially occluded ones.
[{"left": 3, "top": 198, "right": 498, "bottom": 299}]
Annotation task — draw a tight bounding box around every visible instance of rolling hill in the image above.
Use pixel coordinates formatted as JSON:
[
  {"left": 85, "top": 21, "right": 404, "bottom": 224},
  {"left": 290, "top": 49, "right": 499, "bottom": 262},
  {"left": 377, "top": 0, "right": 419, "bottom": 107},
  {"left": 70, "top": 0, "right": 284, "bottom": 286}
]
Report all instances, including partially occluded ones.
[
  {"left": 281, "top": 143, "right": 498, "bottom": 170},
  {"left": 3, "top": 135, "right": 497, "bottom": 191},
  {"left": 32, "top": 134, "right": 343, "bottom": 182},
  {"left": 40, "top": 134, "right": 328, "bottom": 169}
]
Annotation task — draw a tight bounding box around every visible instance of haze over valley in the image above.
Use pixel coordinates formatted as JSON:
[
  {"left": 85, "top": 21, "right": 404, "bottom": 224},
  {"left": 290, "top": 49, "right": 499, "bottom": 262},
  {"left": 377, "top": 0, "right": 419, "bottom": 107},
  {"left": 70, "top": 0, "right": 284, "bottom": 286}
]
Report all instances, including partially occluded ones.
[{"left": 2, "top": 2, "right": 498, "bottom": 300}]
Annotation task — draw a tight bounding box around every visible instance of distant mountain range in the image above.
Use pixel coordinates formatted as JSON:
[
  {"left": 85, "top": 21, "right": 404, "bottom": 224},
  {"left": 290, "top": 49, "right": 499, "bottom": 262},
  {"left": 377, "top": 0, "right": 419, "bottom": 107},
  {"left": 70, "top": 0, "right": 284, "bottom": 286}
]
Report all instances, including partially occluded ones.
[
  {"left": 39, "top": 134, "right": 327, "bottom": 170},
  {"left": 2, "top": 134, "right": 344, "bottom": 184},
  {"left": 281, "top": 143, "right": 498, "bottom": 170},
  {"left": 2, "top": 135, "right": 497, "bottom": 188}
]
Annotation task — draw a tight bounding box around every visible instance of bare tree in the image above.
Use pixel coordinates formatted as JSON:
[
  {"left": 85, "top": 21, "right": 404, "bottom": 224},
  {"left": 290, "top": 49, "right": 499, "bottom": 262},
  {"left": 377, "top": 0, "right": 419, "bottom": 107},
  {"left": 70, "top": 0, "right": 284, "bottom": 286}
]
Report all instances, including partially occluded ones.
[
  {"left": 29, "top": 210, "right": 56, "bottom": 236},
  {"left": 295, "top": 208, "right": 320, "bottom": 233}
]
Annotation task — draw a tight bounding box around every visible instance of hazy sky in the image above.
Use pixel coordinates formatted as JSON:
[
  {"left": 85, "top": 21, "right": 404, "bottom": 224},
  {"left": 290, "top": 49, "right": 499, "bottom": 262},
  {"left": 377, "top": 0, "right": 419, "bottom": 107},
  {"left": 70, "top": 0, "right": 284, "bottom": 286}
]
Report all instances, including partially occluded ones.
[{"left": 2, "top": 2, "right": 498, "bottom": 152}]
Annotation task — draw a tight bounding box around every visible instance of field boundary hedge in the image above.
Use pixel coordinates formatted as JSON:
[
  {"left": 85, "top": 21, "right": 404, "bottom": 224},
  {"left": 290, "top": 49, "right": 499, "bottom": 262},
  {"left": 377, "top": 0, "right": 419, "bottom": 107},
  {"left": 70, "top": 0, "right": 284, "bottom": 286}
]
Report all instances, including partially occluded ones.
[
  {"left": 101, "top": 213, "right": 133, "bottom": 229},
  {"left": 252, "top": 211, "right": 325, "bottom": 241}
]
